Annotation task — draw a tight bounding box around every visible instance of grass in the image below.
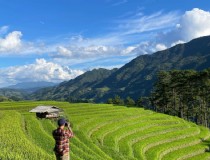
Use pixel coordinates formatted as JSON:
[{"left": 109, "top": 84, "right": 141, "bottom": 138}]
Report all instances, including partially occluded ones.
[{"left": 0, "top": 101, "right": 209, "bottom": 160}]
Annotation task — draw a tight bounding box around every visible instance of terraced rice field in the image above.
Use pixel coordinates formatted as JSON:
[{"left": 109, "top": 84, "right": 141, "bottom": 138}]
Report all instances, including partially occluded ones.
[{"left": 0, "top": 101, "right": 210, "bottom": 160}]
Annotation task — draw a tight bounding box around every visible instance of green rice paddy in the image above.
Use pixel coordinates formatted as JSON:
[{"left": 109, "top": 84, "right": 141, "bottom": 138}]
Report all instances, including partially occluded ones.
[{"left": 0, "top": 101, "right": 209, "bottom": 160}]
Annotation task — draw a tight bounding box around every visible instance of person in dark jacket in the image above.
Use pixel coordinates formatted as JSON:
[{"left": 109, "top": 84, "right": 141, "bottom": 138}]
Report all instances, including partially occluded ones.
[{"left": 53, "top": 118, "right": 74, "bottom": 160}]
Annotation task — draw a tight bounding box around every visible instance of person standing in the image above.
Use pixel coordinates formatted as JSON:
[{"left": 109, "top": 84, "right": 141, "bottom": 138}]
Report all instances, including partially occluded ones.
[{"left": 53, "top": 118, "right": 74, "bottom": 160}]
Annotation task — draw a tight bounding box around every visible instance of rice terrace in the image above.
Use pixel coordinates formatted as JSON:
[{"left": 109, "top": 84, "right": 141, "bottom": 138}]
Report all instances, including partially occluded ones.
[{"left": 0, "top": 101, "right": 210, "bottom": 160}]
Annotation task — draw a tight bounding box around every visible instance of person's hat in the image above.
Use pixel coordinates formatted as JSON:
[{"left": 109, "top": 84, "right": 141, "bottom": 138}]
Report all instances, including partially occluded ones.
[{"left": 58, "top": 118, "right": 66, "bottom": 126}]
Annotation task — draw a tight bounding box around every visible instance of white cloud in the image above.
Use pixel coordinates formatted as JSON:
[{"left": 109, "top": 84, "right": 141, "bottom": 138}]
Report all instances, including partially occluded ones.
[
  {"left": 111, "top": 8, "right": 210, "bottom": 57},
  {"left": 0, "top": 26, "right": 9, "bottom": 35},
  {"left": 116, "top": 11, "right": 179, "bottom": 36},
  {"left": 180, "top": 8, "right": 210, "bottom": 40},
  {"left": 171, "top": 40, "right": 185, "bottom": 47},
  {"left": 0, "top": 29, "right": 56, "bottom": 55},
  {"left": 53, "top": 43, "right": 121, "bottom": 59},
  {"left": 128, "top": 42, "right": 155, "bottom": 55},
  {"left": 158, "top": 8, "right": 210, "bottom": 46},
  {"left": 155, "top": 43, "right": 167, "bottom": 51},
  {"left": 0, "top": 31, "right": 22, "bottom": 52},
  {"left": 84, "top": 45, "right": 108, "bottom": 53},
  {"left": 56, "top": 46, "right": 72, "bottom": 58},
  {"left": 121, "top": 46, "right": 136, "bottom": 55},
  {"left": 122, "top": 42, "right": 167, "bottom": 56},
  {"left": 0, "top": 59, "right": 84, "bottom": 87}
]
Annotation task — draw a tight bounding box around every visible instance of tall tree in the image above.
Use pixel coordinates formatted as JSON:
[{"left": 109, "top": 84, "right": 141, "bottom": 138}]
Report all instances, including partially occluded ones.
[{"left": 150, "top": 68, "right": 210, "bottom": 128}]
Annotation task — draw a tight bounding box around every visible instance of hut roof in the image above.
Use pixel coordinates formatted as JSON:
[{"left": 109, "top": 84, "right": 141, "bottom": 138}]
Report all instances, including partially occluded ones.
[{"left": 29, "top": 106, "right": 63, "bottom": 113}]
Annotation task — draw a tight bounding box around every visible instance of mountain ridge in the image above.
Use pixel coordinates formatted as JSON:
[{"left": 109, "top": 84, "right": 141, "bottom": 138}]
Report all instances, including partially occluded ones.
[{"left": 31, "top": 68, "right": 117, "bottom": 101}]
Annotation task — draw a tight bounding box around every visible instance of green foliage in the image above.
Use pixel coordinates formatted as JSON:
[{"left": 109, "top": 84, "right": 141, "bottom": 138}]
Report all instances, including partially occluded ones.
[
  {"left": 151, "top": 68, "right": 210, "bottom": 127},
  {"left": 125, "top": 96, "right": 135, "bottom": 106},
  {"left": 107, "top": 98, "right": 113, "bottom": 104},
  {"left": 112, "top": 95, "right": 124, "bottom": 105},
  {"left": 0, "top": 88, "right": 28, "bottom": 100},
  {"left": 136, "top": 97, "right": 143, "bottom": 107},
  {"left": 0, "top": 95, "right": 12, "bottom": 102}
]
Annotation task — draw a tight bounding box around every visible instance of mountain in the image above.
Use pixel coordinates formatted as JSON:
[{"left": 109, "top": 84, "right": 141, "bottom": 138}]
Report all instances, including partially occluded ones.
[
  {"left": 0, "top": 81, "right": 58, "bottom": 100},
  {"left": 31, "top": 68, "right": 117, "bottom": 101},
  {"left": 32, "top": 35, "right": 210, "bottom": 102},
  {"left": 96, "top": 35, "right": 210, "bottom": 100},
  {"left": 0, "top": 88, "right": 29, "bottom": 101},
  {"left": 6, "top": 81, "right": 58, "bottom": 93}
]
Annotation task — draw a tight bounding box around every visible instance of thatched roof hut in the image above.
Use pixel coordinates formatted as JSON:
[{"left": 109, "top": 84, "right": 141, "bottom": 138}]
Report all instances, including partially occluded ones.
[{"left": 29, "top": 105, "right": 63, "bottom": 118}]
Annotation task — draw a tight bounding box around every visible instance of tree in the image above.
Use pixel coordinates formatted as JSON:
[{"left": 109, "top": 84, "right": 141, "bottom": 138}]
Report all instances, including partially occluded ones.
[
  {"left": 107, "top": 98, "right": 113, "bottom": 104},
  {"left": 112, "top": 95, "right": 124, "bottom": 105},
  {"left": 150, "top": 68, "right": 210, "bottom": 128},
  {"left": 150, "top": 71, "right": 172, "bottom": 113},
  {"left": 125, "top": 96, "right": 135, "bottom": 106},
  {"left": 136, "top": 97, "right": 144, "bottom": 107},
  {"left": 0, "top": 96, "right": 11, "bottom": 102},
  {"left": 9, "top": 96, "right": 22, "bottom": 101}
]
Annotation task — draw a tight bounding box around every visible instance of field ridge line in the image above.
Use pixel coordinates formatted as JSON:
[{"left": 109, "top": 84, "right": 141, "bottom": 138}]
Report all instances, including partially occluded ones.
[
  {"left": 159, "top": 130, "right": 210, "bottom": 160},
  {"left": 132, "top": 126, "right": 194, "bottom": 159},
  {"left": 177, "top": 148, "right": 208, "bottom": 160}
]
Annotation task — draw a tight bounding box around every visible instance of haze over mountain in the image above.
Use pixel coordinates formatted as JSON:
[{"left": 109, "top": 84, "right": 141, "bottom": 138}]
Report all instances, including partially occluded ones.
[
  {"left": 6, "top": 81, "right": 57, "bottom": 92},
  {"left": 0, "top": 81, "right": 58, "bottom": 101},
  {"left": 32, "top": 35, "right": 210, "bottom": 102}
]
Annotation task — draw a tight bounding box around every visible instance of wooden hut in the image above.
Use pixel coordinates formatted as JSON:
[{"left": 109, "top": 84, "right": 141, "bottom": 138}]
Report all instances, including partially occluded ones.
[{"left": 29, "top": 105, "right": 63, "bottom": 119}]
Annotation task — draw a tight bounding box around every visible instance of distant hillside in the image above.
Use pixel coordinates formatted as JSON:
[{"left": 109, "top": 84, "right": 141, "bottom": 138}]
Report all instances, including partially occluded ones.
[
  {"left": 0, "top": 88, "right": 29, "bottom": 101},
  {"left": 0, "top": 81, "right": 58, "bottom": 101},
  {"left": 7, "top": 81, "right": 57, "bottom": 93},
  {"left": 31, "top": 68, "right": 117, "bottom": 101},
  {"left": 32, "top": 35, "right": 210, "bottom": 102}
]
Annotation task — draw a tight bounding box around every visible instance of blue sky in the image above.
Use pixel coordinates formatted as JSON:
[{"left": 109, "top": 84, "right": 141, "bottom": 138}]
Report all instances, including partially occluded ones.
[{"left": 0, "top": 0, "right": 210, "bottom": 87}]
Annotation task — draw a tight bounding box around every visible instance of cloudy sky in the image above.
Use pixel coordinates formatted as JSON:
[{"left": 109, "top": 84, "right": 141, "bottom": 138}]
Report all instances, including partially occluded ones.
[{"left": 0, "top": 0, "right": 210, "bottom": 87}]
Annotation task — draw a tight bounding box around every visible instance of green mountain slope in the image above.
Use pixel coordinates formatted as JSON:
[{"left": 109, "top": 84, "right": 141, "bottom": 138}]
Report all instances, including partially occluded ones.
[
  {"left": 33, "top": 35, "right": 210, "bottom": 102},
  {"left": 32, "top": 68, "right": 117, "bottom": 101},
  {"left": 0, "top": 88, "right": 29, "bottom": 101},
  {"left": 96, "top": 35, "right": 210, "bottom": 100}
]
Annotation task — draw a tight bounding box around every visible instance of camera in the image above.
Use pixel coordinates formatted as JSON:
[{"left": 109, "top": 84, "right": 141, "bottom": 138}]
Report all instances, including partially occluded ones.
[{"left": 65, "top": 122, "right": 69, "bottom": 127}]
